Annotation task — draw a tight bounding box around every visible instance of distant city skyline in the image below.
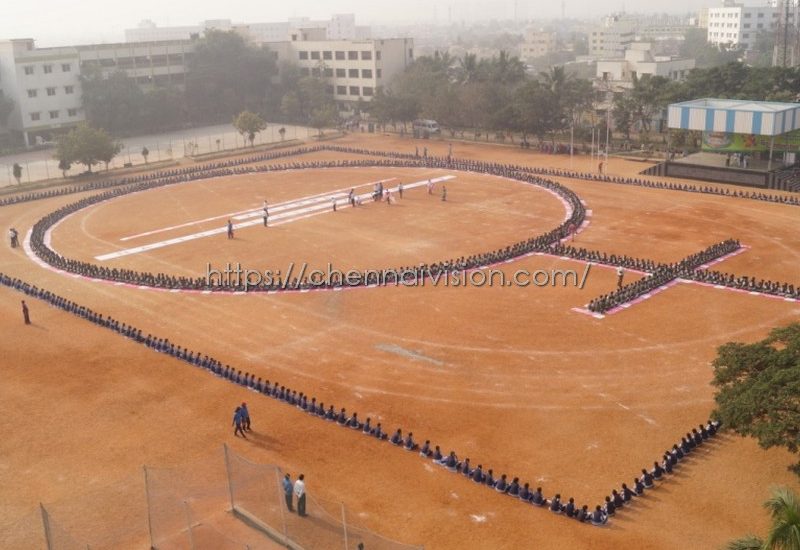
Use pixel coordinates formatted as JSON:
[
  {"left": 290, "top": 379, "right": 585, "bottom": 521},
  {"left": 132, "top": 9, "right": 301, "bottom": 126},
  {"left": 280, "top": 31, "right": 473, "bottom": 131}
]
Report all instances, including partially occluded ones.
[{"left": 5, "top": 0, "right": 719, "bottom": 46}]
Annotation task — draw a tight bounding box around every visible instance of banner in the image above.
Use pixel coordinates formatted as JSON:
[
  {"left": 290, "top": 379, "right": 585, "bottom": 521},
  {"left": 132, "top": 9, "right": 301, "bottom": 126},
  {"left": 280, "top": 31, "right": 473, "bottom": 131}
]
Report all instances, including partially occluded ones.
[{"left": 702, "top": 130, "right": 800, "bottom": 152}]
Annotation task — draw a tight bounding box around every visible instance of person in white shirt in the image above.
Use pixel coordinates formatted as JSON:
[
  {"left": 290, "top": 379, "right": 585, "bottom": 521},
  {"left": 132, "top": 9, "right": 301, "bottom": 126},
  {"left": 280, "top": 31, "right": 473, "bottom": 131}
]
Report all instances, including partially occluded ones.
[
  {"left": 293, "top": 474, "right": 307, "bottom": 516},
  {"left": 616, "top": 266, "right": 625, "bottom": 289}
]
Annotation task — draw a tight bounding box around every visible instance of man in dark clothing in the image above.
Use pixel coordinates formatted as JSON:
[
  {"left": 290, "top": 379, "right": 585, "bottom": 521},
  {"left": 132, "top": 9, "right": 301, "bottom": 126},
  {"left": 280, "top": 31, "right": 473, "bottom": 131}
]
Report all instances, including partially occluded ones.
[
  {"left": 21, "top": 300, "right": 30, "bottom": 324},
  {"left": 282, "top": 473, "right": 294, "bottom": 512}
]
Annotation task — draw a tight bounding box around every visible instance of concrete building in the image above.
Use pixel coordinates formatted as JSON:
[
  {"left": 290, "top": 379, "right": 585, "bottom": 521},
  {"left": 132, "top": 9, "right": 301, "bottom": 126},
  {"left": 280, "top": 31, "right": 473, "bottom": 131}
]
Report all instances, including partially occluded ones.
[
  {"left": 285, "top": 37, "right": 414, "bottom": 114},
  {"left": 0, "top": 30, "right": 413, "bottom": 143},
  {"left": 596, "top": 43, "right": 695, "bottom": 87},
  {"left": 589, "top": 18, "right": 636, "bottom": 59},
  {"left": 706, "top": 0, "right": 780, "bottom": 51},
  {"left": 0, "top": 39, "right": 84, "bottom": 146},
  {"left": 519, "top": 30, "right": 558, "bottom": 63},
  {"left": 0, "top": 37, "right": 196, "bottom": 145}
]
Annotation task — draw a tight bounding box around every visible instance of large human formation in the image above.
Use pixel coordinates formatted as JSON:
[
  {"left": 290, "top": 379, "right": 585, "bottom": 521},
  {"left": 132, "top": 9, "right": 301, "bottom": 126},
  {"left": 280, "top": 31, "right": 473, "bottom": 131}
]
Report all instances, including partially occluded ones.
[
  {"left": 0, "top": 270, "right": 724, "bottom": 527},
  {"left": 26, "top": 158, "right": 588, "bottom": 291},
  {"left": 586, "top": 239, "right": 751, "bottom": 314},
  {"left": 18, "top": 147, "right": 799, "bottom": 307}
]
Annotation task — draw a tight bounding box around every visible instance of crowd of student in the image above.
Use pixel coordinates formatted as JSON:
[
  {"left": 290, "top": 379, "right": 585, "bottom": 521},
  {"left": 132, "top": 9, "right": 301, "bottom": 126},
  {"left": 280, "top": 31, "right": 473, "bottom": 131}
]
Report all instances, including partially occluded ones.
[
  {"left": 548, "top": 244, "right": 659, "bottom": 273},
  {"left": 687, "top": 269, "right": 799, "bottom": 299},
  {"left": 0, "top": 269, "right": 727, "bottom": 528},
  {"left": 27, "top": 158, "right": 590, "bottom": 291},
  {"left": 587, "top": 239, "right": 742, "bottom": 314}
]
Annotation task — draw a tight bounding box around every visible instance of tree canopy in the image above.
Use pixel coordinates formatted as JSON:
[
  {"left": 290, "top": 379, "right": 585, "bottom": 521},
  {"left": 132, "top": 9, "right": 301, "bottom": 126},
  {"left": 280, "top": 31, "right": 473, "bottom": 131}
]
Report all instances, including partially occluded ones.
[
  {"left": 711, "top": 322, "right": 800, "bottom": 478},
  {"left": 232, "top": 110, "right": 267, "bottom": 146},
  {"left": 185, "top": 30, "right": 278, "bottom": 122},
  {"left": 54, "top": 123, "right": 121, "bottom": 173}
]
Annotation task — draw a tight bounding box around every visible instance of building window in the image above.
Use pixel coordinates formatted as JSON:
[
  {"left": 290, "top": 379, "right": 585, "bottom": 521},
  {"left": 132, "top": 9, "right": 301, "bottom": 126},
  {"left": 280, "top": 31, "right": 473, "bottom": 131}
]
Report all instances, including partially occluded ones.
[
  {"left": 362, "top": 69, "right": 372, "bottom": 78},
  {"left": 335, "top": 51, "right": 345, "bottom": 60},
  {"left": 299, "top": 51, "right": 308, "bottom": 60},
  {"left": 311, "top": 51, "right": 320, "bottom": 60},
  {"left": 361, "top": 51, "right": 372, "bottom": 60},
  {"left": 24, "top": 66, "right": 34, "bottom": 75},
  {"left": 336, "top": 85, "right": 346, "bottom": 95},
  {"left": 30, "top": 112, "right": 40, "bottom": 121},
  {"left": 348, "top": 68, "right": 359, "bottom": 78},
  {"left": 336, "top": 68, "right": 346, "bottom": 77},
  {"left": 409, "top": 48, "right": 414, "bottom": 58},
  {"left": 301, "top": 67, "right": 310, "bottom": 76},
  {"left": 758, "top": 12, "right": 764, "bottom": 17},
  {"left": 65, "top": 85, "right": 74, "bottom": 94},
  {"left": 49, "top": 110, "right": 59, "bottom": 119},
  {"left": 62, "top": 63, "right": 71, "bottom": 72},
  {"left": 323, "top": 51, "right": 332, "bottom": 60},
  {"left": 376, "top": 69, "right": 382, "bottom": 78},
  {"left": 743, "top": 33, "right": 750, "bottom": 38},
  {"left": 43, "top": 64, "right": 53, "bottom": 74},
  {"left": 362, "top": 86, "right": 373, "bottom": 96},
  {"left": 27, "top": 89, "right": 37, "bottom": 98},
  {"left": 323, "top": 68, "right": 333, "bottom": 77},
  {"left": 68, "top": 108, "right": 78, "bottom": 117},
  {"left": 349, "top": 86, "right": 359, "bottom": 95},
  {"left": 46, "top": 87, "right": 56, "bottom": 96},
  {"left": 348, "top": 51, "right": 358, "bottom": 60},
  {"left": 376, "top": 51, "right": 381, "bottom": 60},
  {"left": 311, "top": 67, "right": 321, "bottom": 77}
]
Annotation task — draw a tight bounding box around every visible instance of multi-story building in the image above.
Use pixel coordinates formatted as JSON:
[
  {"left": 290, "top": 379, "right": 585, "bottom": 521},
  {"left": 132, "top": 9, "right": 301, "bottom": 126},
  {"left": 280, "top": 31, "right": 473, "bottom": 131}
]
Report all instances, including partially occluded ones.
[
  {"left": 0, "top": 30, "right": 413, "bottom": 144},
  {"left": 284, "top": 37, "right": 414, "bottom": 114},
  {"left": 589, "top": 18, "right": 636, "bottom": 59},
  {"left": 0, "top": 37, "right": 196, "bottom": 145},
  {"left": 0, "top": 39, "right": 84, "bottom": 146},
  {"left": 519, "top": 30, "right": 558, "bottom": 63},
  {"left": 706, "top": 0, "right": 779, "bottom": 51}
]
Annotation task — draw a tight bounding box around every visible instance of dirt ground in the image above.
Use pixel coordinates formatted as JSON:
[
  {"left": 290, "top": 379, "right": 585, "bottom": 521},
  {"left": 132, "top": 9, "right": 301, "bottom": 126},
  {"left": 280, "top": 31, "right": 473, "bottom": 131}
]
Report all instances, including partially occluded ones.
[{"left": 1, "top": 133, "right": 799, "bottom": 550}]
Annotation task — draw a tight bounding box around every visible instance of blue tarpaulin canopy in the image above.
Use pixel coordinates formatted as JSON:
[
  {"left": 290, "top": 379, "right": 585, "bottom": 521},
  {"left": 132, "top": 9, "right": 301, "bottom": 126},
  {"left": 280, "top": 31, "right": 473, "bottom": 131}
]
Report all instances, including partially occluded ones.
[{"left": 667, "top": 98, "right": 800, "bottom": 137}]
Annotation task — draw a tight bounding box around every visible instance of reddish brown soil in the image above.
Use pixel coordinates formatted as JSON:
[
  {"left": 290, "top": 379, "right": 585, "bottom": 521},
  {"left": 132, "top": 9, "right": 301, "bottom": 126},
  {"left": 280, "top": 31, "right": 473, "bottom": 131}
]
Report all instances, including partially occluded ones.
[{"left": 0, "top": 134, "right": 798, "bottom": 550}]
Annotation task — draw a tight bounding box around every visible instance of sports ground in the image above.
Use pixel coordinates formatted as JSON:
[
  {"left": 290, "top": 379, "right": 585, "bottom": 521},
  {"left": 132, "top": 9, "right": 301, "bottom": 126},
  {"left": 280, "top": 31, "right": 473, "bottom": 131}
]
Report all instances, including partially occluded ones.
[{"left": 1, "top": 133, "right": 799, "bottom": 549}]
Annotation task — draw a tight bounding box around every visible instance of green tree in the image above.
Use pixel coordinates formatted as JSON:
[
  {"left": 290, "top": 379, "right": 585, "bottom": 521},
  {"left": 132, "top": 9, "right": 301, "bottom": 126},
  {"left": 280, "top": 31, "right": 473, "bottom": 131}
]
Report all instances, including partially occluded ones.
[
  {"left": 711, "top": 322, "right": 800, "bottom": 478},
  {"left": 185, "top": 30, "right": 278, "bottom": 123},
  {"left": 141, "top": 146, "right": 149, "bottom": 163},
  {"left": 55, "top": 123, "right": 121, "bottom": 173},
  {"left": 80, "top": 68, "right": 146, "bottom": 135},
  {"left": 727, "top": 487, "right": 800, "bottom": 550},
  {"left": 613, "top": 93, "right": 636, "bottom": 140},
  {"left": 232, "top": 110, "right": 267, "bottom": 146},
  {"left": 12, "top": 163, "right": 22, "bottom": 184}
]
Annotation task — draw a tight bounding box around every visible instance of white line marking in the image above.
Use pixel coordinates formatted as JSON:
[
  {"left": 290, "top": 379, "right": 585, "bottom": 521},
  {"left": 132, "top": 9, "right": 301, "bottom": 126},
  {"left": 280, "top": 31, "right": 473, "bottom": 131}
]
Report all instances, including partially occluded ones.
[
  {"left": 96, "top": 176, "right": 455, "bottom": 261},
  {"left": 119, "top": 177, "right": 398, "bottom": 241}
]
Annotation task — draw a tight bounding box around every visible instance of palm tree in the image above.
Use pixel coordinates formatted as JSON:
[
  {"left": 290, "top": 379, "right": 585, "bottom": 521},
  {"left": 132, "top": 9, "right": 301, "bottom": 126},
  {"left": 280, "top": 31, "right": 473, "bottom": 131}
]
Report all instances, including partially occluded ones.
[{"left": 727, "top": 487, "right": 800, "bottom": 550}]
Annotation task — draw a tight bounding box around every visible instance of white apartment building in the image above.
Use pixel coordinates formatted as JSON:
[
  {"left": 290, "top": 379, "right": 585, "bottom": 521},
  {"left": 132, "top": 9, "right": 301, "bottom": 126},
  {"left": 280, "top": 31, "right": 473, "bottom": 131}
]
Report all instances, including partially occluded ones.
[
  {"left": 519, "top": 30, "right": 557, "bottom": 63},
  {"left": 0, "top": 38, "right": 195, "bottom": 145},
  {"left": 706, "top": 0, "right": 780, "bottom": 50},
  {"left": 0, "top": 39, "right": 84, "bottom": 146},
  {"left": 283, "top": 37, "right": 414, "bottom": 113},
  {"left": 596, "top": 43, "right": 695, "bottom": 86}
]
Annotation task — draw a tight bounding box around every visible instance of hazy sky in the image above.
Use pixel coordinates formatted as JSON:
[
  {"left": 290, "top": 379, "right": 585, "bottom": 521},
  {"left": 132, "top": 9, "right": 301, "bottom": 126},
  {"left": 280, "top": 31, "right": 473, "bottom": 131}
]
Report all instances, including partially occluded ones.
[{"left": 5, "top": 0, "right": 717, "bottom": 46}]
